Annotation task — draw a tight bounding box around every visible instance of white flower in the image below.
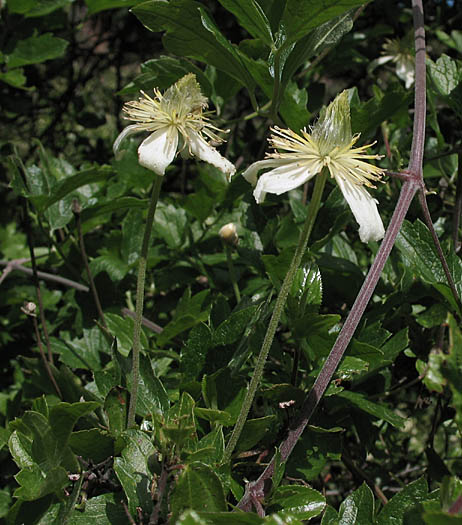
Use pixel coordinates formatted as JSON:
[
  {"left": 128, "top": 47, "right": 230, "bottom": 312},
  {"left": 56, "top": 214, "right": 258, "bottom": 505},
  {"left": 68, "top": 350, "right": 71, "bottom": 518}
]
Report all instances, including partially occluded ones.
[
  {"left": 369, "top": 34, "right": 415, "bottom": 89},
  {"left": 242, "top": 91, "right": 385, "bottom": 243},
  {"left": 114, "top": 73, "right": 235, "bottom": 177}
]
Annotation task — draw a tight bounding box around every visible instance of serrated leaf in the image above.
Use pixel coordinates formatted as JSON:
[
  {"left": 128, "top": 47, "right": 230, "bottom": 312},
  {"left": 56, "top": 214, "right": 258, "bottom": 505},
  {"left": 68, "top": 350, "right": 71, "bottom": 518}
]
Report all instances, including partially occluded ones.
[{"left": 170, "top": 462, "right": 227, "bottom": 522}]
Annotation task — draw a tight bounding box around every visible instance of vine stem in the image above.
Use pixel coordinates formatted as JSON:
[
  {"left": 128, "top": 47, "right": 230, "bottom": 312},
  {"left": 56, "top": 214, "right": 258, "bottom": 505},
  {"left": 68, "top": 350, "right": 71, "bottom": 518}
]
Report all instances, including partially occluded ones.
[
  {"left": 222, "top": 171, "right": 327, "bottom": 464},
  {"left": 127, "top": 175, "right": 163, "bottom": 429}
]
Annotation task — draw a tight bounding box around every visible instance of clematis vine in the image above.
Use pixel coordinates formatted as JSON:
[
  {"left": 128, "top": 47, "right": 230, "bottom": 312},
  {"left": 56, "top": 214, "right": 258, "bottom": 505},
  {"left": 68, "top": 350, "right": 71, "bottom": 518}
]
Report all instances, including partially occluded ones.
[
  {"left": 242, "top": 91, "right": 385, "bottom": 243},
  {"left": 114, "top": 73, "right": 235, "bottom": 177}
]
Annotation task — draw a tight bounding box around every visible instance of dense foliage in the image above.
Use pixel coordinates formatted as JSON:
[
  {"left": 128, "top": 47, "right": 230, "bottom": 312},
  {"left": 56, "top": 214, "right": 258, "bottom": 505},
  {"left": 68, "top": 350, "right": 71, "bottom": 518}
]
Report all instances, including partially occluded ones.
[{"left": 1, "top": 0, "right": 462, "bottom": 523}]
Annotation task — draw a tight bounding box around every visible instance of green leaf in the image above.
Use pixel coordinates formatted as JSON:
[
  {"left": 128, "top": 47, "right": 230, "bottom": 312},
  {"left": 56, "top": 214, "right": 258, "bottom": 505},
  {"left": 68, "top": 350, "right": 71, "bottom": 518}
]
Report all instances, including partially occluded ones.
[
  {"left": 194, "top": 408, "right": 233, "bottom": 426},
  {"left": 104, "top": 387, "right": 128, "bottom": 434},
  {"left": 114, "top": 430, "right": 155, "bottom": 516},
  {"left": 81, "top": 196, "right": 149, "bottom": 223},
  {"left": 121, "top": 209, "right": 143, "bottom": 265},
  {"left": 7, "top": 34, "right": 68, "bottom": 69},
  {"left": 154, "top": 201, "right": 188, "bottom": 249},
  {"left": 217, "top": 0, "right": 273, "bottom": 46},
  {"left": 395, "top": 220, "right": 462, "bottom": 312},
  {"left": 270, "top": 485, "right": 326, "bottom": 520},
  {"left": 105, "top": 313, "right": 148, "bottom": 357},
  {"left": 14, "top": 465, "right": 68, "bottom": 501},
  {"left": 49, "top": 401, "right": 100, "bottom": 445},
  {"left": 235, "top": 416, "right": 276, "bottom": 453},
  {"left": 35, "top": 166, "right": 111, "bottom": 212},
  {"left": 8, "top": 0, "right": 73, "bottom": 17},
  {"left": 84, "top": 0, "right": 146, "bottom": 14},
  {"left": 68, "top": 493, "right": 128, "bottom": 523},
  {"left": 428, "top": 55, "right": 460, "bottom": 97},
  {"left": 164, "top": 392, "right": 197, "bottom": 451},
  {"left": 280, "top": 0, "right": 366, "bottom": 45},
  {"left": 181, "top": 323, "right": 213, "bottom": 382},
  {"left": 287, "top": 426, "right": 342, "bottom": 481},
  {"left": 158, "top": 289, "right": 211, "bottom": 346},
  {"left": 133, "top": 0, "right": 256, "bottom": 93},
  {"left": 351, "top": 84, "right": 412, "bottom": 137},
  {"left": 212, "top": 305, "right": 258, "bottom": 346},
  {"left": 170, "top": 462, "right": 227, "bottom": 523},
  {"left": 336, "top": 390, "right": 406, "bottom": 428},
  {"left": 281, "top": 11, "right": 353, "bottom": 89},
  {"left": 288, "top": 261, "right": 322, "bottom": 316},
  {"left": 377, "top": 477, "right": 428, "bottom": 525},
  {"left": 120, "top": 56, "right": 212, "bottom": 96},
  {"left": 321, "top": 505, "right": 339, "bottom": 524},
  {"left": 0, "top": 68, "right": 27, "bottom": 88},
  {"left": 68, "top": 429, "right": 114, "bottom": 463},
  {"left": 89, "top": 254, "right": 129, "bottom": 282},
  {"left": 337, "top": 483, "right": 374, "bottom": 525}
]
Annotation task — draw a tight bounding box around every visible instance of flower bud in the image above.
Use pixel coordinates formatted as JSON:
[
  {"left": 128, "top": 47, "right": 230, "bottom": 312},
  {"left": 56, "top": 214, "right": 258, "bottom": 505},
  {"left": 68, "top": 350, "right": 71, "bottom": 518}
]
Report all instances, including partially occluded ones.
[{"left": 219, "top": 223, "right": 238, "bottom": 247}]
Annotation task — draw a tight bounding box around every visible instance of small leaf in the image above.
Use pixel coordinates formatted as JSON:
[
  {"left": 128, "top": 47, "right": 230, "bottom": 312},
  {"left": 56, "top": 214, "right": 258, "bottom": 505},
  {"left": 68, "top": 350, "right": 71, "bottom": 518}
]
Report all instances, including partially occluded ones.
[
  {"left": 170, "top": 462, "right": 227, "bottom": 522},
  {"left": 114, "top": 430, "right": 155, "bottom": 516},
  {"left": 377, "top": 477, "right": 428, "bottom": 525},
  {"left": 270, "top": 485, "right": 326, "bottom": 520},
  {"left": 217, "top": 0, "right": 273, "bottom": 46},
  {"left": 7, "top": 33, "right": 68, "bottom": 69},
  {"left": 336, "top": 390, "right": 406, "bottom": 428},
  {"left": 337, "top": 483, "right": 374, "bottom": 525}
]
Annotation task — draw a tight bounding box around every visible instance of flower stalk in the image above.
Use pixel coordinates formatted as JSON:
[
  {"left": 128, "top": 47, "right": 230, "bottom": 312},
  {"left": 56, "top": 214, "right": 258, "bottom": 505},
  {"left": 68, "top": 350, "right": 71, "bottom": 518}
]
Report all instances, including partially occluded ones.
[
  {"left": 223, "top": 170, "right": 327, "bottom": 463},
  {"left": 127, "top": 175, "right": 163, "bottom": 428}
]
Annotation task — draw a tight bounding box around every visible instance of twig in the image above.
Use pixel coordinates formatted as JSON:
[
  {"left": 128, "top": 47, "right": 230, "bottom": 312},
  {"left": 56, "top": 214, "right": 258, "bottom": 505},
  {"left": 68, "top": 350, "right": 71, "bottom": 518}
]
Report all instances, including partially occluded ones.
[
  {"left": 73, "top": 200, "right": 107, "bottom": 329},
  {"left": 418, "top": 190, "right": 462, "bottom": 313},
  {"left": 22, "top": 302, "right": 62, "bottom": 398},
  {"left": 0, "top": 259, "right": 89, "bottom": 292},
  {"left": 23, "top": 201, "right": 54, "bottom": 365},
  {"left": 149, "top": 460, "right": 168, "bottom": 524},
  {"left": 453, "top": 152, "right": 462, "bottom": 251}
]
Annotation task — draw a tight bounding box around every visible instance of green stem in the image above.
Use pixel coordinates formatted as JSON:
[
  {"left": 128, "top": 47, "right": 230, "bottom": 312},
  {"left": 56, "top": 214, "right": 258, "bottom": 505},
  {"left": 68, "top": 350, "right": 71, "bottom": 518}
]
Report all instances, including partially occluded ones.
[
  {"left": 222, "top": 171, "right": 327, "bottom": 463},
  {"left": 223, "top": 242, "right": 241, "bottom": 303},
  {"left": 127, "top": 175, "right": 163, "bottom": 429}
]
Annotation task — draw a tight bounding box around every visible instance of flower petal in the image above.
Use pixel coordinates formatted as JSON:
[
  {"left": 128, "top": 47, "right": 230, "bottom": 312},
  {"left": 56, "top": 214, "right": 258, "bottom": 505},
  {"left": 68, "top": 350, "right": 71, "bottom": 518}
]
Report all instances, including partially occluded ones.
[
  {"left": 334, "top": 175, "right": 385, "bottom": 243},
  {"left": 113, "top": 124, "right": 144, "bottom": 154},
  {"left": 242, "top": 159, "right": 290, "bottom": 186},
  {"left": 186, "top": 131, "right": 236, "bottom": 177},
  {"left": 138, "top": 127, "right": 178, "bottom": 175},
  {"left": 253, "top": 163, "right": 315, "bottom": 204}
]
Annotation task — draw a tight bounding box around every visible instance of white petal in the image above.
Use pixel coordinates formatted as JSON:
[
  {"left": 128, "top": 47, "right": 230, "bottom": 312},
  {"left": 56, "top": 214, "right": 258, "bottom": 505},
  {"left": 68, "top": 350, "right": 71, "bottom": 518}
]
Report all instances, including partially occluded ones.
[
  {"left": 253, "top": 163, "right": 315, "bottom": 204},
  {"left": 186, "top": 131, "right": 236, "bottom": 177},
  {"left": 113, "top": 124, "right": 143, "bottom": 154},
  {"left": 138, "top": 127, "right": 178, "bottom": 175},
  {"left": 242, "top": 159, "right": 288, "bottom": 186},
  {"left": 335, "top": 175, "right": 385, "bottom": 243}
]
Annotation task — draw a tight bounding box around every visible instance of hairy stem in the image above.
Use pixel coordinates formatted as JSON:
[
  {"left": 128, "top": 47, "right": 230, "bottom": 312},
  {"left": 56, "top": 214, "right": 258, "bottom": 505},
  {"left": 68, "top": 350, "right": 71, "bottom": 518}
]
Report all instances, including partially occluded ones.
[
  {"left": 127, "top": 175, "right": 163, "bottom": 429},
  {"left": 223, "top": 171, "right": 327, "bottom": 464}
]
